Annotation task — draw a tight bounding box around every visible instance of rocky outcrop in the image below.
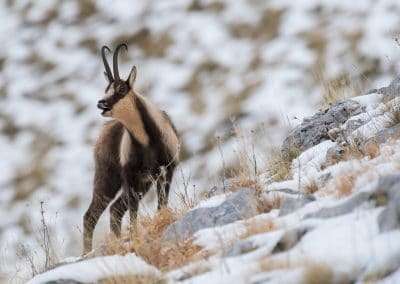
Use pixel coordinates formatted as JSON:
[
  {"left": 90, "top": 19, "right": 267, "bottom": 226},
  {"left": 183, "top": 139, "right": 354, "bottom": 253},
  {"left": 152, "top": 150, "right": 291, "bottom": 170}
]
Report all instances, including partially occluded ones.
[
  {"left": 376, "top": 76, "right": 400, "bottom": 103},
  {"left": 304, "top": 191, "right": 372, "bottom": 219},
  {"left": 282, "top": 100, "right": 365, "bottom": 154},
  {"left": 163, "top": 188, "right": 258, "bottom": 242},
  {"left": 31, "top": 78, "right": 400, "bottom": 284}
]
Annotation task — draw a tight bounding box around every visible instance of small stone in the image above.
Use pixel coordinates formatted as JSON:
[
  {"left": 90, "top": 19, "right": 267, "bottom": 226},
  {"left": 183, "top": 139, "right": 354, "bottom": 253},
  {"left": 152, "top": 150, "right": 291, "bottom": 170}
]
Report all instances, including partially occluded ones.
[
  {"left": 224, "top": 240, "right": 258, "bottom": 257},
  {"left": 163, "top": 189, "right": 258, "bottom": 242},
  {"left": 279, "top": 196, "right": 314, "bottom": 217}
]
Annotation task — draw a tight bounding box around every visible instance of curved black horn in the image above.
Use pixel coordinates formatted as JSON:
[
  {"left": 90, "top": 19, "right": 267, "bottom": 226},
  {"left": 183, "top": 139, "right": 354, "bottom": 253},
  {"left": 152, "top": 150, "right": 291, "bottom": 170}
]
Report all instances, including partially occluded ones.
[
  {"left": 101, "top": 46, "right": 113, "bottom": 82},
  {"left": 113, "top": 43, "right": 128, "bottom": 81}
]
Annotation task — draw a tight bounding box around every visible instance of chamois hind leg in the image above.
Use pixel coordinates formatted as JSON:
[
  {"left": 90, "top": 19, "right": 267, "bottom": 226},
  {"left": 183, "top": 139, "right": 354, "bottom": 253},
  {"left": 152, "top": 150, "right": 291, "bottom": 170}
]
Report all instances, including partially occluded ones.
[
  {"left": 83, "top": 163, "right": 121, "bottom": 255},
  {"left": 157, "top": 163, "right": 176, "bottom": 210},
  {"left": 110, "top": 194, "right": 127, "bottom": 238}
]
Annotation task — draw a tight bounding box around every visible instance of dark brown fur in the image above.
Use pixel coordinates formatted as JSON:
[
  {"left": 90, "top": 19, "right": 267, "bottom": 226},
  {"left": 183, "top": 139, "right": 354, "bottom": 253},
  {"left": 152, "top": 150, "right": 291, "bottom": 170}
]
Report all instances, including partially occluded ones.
[{"left": 83, "top": 98, "right": 178, "bottom": 254}]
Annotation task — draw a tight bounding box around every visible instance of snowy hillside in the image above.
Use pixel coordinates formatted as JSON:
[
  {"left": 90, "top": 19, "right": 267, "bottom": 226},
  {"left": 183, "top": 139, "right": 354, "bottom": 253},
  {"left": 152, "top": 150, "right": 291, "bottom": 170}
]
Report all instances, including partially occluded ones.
[
  {"left": 29, "top": 77, "right": 400, "bottom": 283},
  {"left": 2, "top": 0, "right": 400, "bottom": 282}
]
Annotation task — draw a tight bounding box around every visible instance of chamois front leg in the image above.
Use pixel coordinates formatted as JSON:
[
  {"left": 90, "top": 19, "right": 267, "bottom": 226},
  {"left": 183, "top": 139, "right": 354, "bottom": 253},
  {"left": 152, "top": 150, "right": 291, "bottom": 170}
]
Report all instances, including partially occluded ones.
[
  {"left": 83, "top": 195, "right": 111, "bottom": 255},
  {"left": 83, "top": 159, "right": 121, "bottom": 255}
]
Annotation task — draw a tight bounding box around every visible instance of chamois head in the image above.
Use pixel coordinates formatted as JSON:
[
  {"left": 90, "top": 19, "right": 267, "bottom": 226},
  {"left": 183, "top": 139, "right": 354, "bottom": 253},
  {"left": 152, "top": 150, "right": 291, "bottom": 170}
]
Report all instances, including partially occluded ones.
[{"left": 97, "top": 44, "right": 137, "bottom": 117}]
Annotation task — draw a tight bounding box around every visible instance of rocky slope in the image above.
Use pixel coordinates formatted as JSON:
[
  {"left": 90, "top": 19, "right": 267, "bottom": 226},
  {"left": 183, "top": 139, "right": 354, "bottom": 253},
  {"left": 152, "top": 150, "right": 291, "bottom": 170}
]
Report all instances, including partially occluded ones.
[
  {"left": 3, "top": 0, "right": 400, "bottom": 281},
  {"left": 28, "top": 77, "right": 400, "bottom": 283}
]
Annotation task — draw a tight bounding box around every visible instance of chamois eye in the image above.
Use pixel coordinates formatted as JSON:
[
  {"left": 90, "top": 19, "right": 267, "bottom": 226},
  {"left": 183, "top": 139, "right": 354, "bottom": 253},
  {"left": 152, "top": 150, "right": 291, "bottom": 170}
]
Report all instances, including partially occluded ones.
[{"left": 116, "top": 83, "right": 128, "bottom": 94}]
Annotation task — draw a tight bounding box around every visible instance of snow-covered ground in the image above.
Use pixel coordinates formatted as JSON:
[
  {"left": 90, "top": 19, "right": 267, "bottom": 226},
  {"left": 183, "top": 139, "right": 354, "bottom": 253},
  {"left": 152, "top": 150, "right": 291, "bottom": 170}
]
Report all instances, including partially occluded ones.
[
  {"left": 2, "top": 0, "right": 400, "bottom": 282},
  {"left": 29, "top": 88, "right": 400, "bottom": 283}
]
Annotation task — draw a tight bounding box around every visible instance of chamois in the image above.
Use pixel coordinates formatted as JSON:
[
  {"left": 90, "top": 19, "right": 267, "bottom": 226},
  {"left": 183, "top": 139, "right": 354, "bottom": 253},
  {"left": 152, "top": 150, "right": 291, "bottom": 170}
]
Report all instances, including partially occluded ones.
[{"left": 83, "top": 44, "right": 180, "bottom": 254}]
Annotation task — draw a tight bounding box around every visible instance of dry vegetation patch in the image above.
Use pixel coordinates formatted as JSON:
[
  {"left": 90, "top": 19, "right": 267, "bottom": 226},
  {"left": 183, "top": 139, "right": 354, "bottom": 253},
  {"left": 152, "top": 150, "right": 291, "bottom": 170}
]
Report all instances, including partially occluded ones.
[
  {"left": 303, "top": 263, "right": 334, "bottom": 284},
  {"left": 316, "top": 72, "right": 364, "bottom": 109},
  {"left": 102, "top": 207, "right": 203, "bottom": 272},
  {"left": 230, "top": 8, "right": 284, "bottom": 41},
  {"left": 267, "top": 146, "right": 300, "bottom": 182},
  {"left": 100, "top": 274, "right": 162, "bottom": 284},
  {"left": 304, "top": 180, "right": 319, "bottom": 194},
  {"left": 240, "top": 218, "right": 275, "bottom": 240},
  {"left": 259, "top": 258, "right": 335, "bottom": 284},
  {"left": 335, "top": 174, "right": 356, "bottom": 197},
  {"left": 229, "top": 177, "right": 262, "bottom": 193}
]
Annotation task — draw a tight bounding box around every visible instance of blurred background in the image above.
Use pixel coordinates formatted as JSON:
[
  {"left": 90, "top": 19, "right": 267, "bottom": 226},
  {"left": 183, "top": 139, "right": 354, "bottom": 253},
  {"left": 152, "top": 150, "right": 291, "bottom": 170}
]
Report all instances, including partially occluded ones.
[{"left": 1, "top": 0, "right": 400, "bottom": 281}]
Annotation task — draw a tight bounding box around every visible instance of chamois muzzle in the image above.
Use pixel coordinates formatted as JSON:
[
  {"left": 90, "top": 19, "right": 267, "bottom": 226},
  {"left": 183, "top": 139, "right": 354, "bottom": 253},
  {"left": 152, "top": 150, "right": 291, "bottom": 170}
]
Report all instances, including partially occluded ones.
[{"left": 97, "top": 99, "right": 110, "bottom": 115}]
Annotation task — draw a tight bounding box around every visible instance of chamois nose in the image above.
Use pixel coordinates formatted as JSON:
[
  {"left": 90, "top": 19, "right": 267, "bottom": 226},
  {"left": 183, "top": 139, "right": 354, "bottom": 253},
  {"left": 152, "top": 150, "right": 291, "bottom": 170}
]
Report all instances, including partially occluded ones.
[{"left": 97, "top": 100, "right": 109, "bottom": 110}]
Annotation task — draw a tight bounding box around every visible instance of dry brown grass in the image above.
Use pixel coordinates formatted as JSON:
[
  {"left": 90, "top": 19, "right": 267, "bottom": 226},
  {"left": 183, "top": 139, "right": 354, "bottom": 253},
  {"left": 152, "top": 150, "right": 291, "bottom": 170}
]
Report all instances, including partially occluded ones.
[
  {"left": 229, "top": 126, "right": 262, "bottom": 182},
  {"left": 335, "top": 174, "right": 356, "bottom": 197},
  {"left": 102, "top": 207, "right": 203, "bottom": 272},
  {"left": 99, "top": 274, "right": 162, "bottom": 284},
  {"left": 303, "top": 263, "right": 334, "bottom": 284},
  {"left": 240, "top": 218, "right": 275, "bottom": 240},
  {"left": 230, "top": 8, "right": 283, "bottom": 41},
  {"left": 257, "top": 192, "right": 284, "bottom": 213},
  {"left": 362, "top": 140, "right": 380, "bottom": 159},
  {"left": 326, "top": 140, "right": 373, "bottom": 167},
  {"left": 259, "top": 257, "right": 293, "bottom": 272},
  {"left": 229, "top": 177, "right": 262, "bottom": 193},
  {"left": 317, "top": 72, "right": 363, "bottom": 108},
  {"left": 113, "top": 28, "right": 174, "bottom": 58},
  {"left": 267, "top": 146, "right": 300, "bottom": 182},
  {"left": 259, "top": 258, "right": 334, "bottom": 284},
  {"left": 304, "top": 180, "right": 319, "bottom": 194}
]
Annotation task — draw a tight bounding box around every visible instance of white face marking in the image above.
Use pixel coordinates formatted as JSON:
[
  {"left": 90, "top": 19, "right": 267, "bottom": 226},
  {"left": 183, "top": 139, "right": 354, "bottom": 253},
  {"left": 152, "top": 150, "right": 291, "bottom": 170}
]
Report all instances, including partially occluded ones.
[
  {"left": 119, "top": 128, "right": 131, "bottom": 166},
  {"left": 104, "top": 84, "right": 114, "bottom": 99}
]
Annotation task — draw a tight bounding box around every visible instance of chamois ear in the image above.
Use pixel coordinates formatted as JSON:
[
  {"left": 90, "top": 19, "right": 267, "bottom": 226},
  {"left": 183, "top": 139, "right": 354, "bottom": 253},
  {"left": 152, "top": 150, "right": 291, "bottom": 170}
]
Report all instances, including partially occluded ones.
[{"left": 128, "top": 66, "right": 137, "bottom": 89}]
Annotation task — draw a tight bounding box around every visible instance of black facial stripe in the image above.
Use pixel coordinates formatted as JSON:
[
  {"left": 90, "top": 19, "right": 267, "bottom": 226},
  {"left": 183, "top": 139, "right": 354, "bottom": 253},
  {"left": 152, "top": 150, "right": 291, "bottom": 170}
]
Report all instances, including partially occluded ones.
[
  {"left": 105, "top": 83, "right": 112, "bottom": 93},
  {"left": 103, "top": 81, "right": 131, "bottom": 108},
  {"left": 105, "top": 92, "right": 124, "bottom": 107}
]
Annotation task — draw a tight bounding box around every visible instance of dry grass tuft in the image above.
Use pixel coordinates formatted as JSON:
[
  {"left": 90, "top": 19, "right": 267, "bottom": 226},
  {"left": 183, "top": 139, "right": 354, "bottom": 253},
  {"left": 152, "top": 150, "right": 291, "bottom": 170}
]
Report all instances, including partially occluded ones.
[
  {"left": 230, "top": 177, "right": 262, "bottom": 193},
  {"left": 260, "top": 258, "right": 334, "bottom": 284},
  {"left": 228, "top": 126, "right": 263, "bottom": 187},
  {"left": 240, "top": 219, "right": 275, "bottom": 240},
  {"left": 317, "top": 72, "right": 362, "bottom": 108},
  {"left": 335, "top": 174, "right": 356, "bottom": 197},
  {"left": 267, "top": 146, "right": 300, "bottom": 182},
  {"left": 100, "top": 274, "right": 162, "bottom": 284},
  {"left": 326, "top": 140, "right": 372, "bottom": 167},
  {"left": 257, "top": 193, "right": 284, "bottom": 213},
  {"left": 230, "top": 8, "right": 283, "bottom": 41},
  {"left": 259, "top": 257, "right": 293, "bottom": 272},
  {"left": 304, "top": 180, "right": 319, "bottom": 194},
  {"left": 103, "top": 207, "right": 203, "bottom": 271},
  {"left": 303, "top": 263, "right": 334, "bottom": 284},
  {"left": 362, "top": 140, "right": 380, "bottom": 159}
]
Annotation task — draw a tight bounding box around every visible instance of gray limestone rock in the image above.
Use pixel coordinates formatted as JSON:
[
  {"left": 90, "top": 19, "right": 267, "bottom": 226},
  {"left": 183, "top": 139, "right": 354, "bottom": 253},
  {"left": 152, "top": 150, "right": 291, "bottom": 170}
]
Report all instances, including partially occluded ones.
[
  {"left": 305, "top": 191, "right": 372, "bottom": 219},
  {"left": 282, "top": 100, "right": 364, "bottom": 155},
  {"left": 377, "top": 76, "right": 400, "bottom": 103},
  {"left": 163, "top": 188, "right": 258, "bottom": 242},
  {"left": 279, "top": 196, "right": 315, "bottom": 217}
]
